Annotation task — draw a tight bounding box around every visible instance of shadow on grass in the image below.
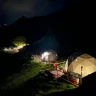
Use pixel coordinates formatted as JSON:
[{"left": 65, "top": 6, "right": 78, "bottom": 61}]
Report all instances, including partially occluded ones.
[
  {"left": 1, "top": 72, "right": 96, "bottom": 96},
  {"left": 0, "top": 72, "right": 53, "bottom": 96},
  {"left": 1, "top": 78, "right": 36, "bottom": 96},
  {"left": 45, "top": 72, "right": 96, "bottom": 96}
]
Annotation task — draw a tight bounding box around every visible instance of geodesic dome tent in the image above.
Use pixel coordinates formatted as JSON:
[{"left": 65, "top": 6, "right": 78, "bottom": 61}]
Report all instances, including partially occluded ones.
[
  {"left": 41, "top": 50, "right": 58, "bottom": 62},
  {"left": 65, "top": 52, "right": 96, "bottom": 78}
]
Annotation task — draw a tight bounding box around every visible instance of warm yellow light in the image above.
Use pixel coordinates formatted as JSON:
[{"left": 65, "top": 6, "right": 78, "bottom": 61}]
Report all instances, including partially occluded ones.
[{"left": 17, "top": 46, "right": 23, "bottom": 49}]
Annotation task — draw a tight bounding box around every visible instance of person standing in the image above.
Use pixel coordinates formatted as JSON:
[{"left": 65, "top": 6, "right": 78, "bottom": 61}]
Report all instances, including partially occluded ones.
[{"left": 53, "top": 61, "right": 58, "bottom": 70}]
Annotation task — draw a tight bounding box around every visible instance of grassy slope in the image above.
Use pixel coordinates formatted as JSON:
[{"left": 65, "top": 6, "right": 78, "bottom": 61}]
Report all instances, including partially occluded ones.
[
  {"left": 0, "top": 60, "right": 76, "bottom": 96},
  {"left": 35, "top": 78, "right": 76, "bottom": 96},
  {"left": 0, "top": 60, "right": 45, "bottom": 90}
]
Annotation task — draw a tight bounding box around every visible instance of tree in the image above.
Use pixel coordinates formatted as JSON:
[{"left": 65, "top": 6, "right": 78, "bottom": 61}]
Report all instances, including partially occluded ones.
[{"left": 12, "top": 36, "right": 26, "bottom": 47}]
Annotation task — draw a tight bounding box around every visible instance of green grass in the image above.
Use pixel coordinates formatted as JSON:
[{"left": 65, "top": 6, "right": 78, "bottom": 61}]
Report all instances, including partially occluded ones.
[
  {"left": 0, "top": 60, "right": 46, "bottom": 90},
  {"left": 58, "top": 63, "right": 65, "bottom": 68},
  {"left": 41, "top": 64, "right": 53, "bottom": 71},
  {"left": 34, "top": 78, "right": 76, "bottom": 96}
]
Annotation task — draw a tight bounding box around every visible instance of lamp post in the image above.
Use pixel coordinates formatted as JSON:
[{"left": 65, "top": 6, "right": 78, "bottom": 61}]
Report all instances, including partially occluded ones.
[
  {"left": 79, "top": 66, "right": 83, "bottom": 86},
  {"left": 81, "top": 66, "right": 83, "bottom": 78}
]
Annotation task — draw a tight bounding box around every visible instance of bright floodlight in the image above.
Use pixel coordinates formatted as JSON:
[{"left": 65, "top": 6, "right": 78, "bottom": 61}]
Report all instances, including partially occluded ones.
[
  {"left": 41, "top": 52, "right": 50, "bottom": 60},
  {"left": 41, "top": 50, "right": 58, "bottom": 62},
  {"left": 43, "top": 52, "right": 50, "bottom": 56},
  {"left": 17, "top": 46, "right": 23, "bottom": 49}
]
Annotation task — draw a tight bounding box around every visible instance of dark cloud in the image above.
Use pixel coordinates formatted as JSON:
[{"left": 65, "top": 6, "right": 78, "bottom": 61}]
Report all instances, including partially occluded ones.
[
  {"left": 2, "top": 0, "right": 34, "bottom": 12},
  {"left": 1, "top": 0, "right": 65, "bottom": 24}
]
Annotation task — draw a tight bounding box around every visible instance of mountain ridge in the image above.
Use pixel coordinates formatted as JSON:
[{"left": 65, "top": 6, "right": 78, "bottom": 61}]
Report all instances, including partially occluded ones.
[{"left": 0, "top": 3, "right": 96, "bottom": 56}]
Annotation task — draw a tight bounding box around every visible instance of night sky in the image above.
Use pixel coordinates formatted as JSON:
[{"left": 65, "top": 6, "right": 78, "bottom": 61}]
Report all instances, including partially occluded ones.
[
  {"left": 1, "top": 0, "right": 67, "bottom": 25},
  {"left": 0, "top": 0, "right": 96, "bottom": 56}
]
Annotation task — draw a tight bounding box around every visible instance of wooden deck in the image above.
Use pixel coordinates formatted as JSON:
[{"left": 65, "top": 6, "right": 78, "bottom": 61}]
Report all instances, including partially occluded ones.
[
  {"left": 48, "top": 69, "right": 80, "bottom": 87},
  {"left": 50, "top": 70, "right": 64, "bottom": 78}
]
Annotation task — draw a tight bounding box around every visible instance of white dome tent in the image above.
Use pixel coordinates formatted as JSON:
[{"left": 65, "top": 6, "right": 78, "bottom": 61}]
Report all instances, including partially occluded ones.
[
  {"left": 65, "top": 53, "right": 96, "bottom": 78},
  {"left": 41, "top": 50, "right": 58, "bottom": 63}
]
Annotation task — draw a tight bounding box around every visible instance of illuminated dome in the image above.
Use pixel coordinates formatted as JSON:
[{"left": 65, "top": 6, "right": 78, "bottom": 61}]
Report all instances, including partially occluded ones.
[
  {"left": 65, "top": 53, "right": 96, "bottom": 78},
  {"left": 41, "top": 50, "right": 58, "bottom": 62}
]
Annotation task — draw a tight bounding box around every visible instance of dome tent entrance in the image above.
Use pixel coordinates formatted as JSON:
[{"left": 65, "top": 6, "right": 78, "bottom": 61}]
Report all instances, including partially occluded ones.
[{"left": 65, "top": 52, "right": 96, "bottom": 78}]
